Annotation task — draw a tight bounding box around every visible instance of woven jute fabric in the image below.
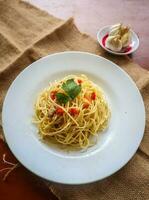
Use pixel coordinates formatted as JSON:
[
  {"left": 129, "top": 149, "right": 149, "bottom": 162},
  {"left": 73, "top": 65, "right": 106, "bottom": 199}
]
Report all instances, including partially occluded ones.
[{"left": 0, "top": 1, "right": 149, "bottom": 199}]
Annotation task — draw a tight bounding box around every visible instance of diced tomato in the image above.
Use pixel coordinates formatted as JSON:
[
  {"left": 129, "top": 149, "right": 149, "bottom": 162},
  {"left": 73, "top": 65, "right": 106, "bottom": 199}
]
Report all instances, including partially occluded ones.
[
  {"left": 55, "top": 107, "right": 64, "bottom": 116},
  {"left": 91, "top": 92, "right": 96, "bottom": 100},
  {"left": 69, "top": 108, "right": 79, "bottom": 116},
  {"left": 83, "top": 103, "right": 89, "bottom": 109},
  {"left": 50, "top": 91, "right": 57, "bottom": 100},
  {"left": 77, "top": 79, "right": 82, "bottom": 84}
]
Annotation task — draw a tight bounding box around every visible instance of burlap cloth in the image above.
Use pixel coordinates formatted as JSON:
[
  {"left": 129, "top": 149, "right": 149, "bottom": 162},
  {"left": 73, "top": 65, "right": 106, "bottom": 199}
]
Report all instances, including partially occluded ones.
[{"left": 0, "top": 1, "right": 149, "bottom": 199}]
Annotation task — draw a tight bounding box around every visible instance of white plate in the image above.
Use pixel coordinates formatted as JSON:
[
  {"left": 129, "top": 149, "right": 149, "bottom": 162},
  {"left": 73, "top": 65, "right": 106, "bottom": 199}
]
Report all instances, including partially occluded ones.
[
  {"left": 97, "top": 26, "right": 139, "bottom": 55},
  {"left": 2, "top": 51, "right": 145, "bottom": 184}
]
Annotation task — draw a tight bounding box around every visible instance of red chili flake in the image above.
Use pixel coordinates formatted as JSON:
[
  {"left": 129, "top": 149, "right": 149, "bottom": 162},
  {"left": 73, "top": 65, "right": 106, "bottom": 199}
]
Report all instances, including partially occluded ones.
[
  {"left": 69, "top": 108, "right": 79, "bottom": 116},
  {"left": 84, "top": 94, "right": 91, "bottom": 103},
  {"left": 83, "top": 103, "right": 89, "bottom": 109},
  {"left": 55, "top": 107, "right": 64, "bottom": 116},
  {"left": 91, "top": 92, "right": 96, "bottom": 100},
  {"left": 50, "top": 91, "right": 57, "bottom": 100},
  {"left": 77, "top": 79, "right": 82, "bottom": 84}
]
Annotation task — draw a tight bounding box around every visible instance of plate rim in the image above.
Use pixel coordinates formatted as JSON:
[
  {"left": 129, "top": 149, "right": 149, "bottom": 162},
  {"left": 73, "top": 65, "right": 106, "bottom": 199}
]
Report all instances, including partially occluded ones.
[{"left": 2, "top": 51, "right": 145, "bottom": 185}]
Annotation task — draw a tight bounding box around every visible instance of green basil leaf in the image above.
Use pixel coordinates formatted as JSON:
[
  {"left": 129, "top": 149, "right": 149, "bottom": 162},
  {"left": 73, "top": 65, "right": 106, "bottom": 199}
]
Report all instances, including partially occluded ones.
[
  {"left": 62, "top": 79, "right": 76, "bottom": 93},
  {"left": 62, "top": 79, "right": 81, "bottom": 99},
  {"left": 56, "top": 93, "right": 69, "bottom": 104},
  {"left": 68, "top": 84, "right": 81, "bottom": 99}
]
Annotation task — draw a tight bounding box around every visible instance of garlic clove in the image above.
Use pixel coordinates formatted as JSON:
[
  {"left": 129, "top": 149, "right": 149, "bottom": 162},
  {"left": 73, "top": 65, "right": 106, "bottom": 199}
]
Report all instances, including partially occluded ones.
[
  {"left": 48, "top": 105, "right": 56, "bottom": 117},
  {"left": 121, "top": 32, "right": 132, "bottom": 47},
  {"left": 105, "top": 35, "right": 122, "bottom": 52},
  {"left": 109, "top": 23, "right": 121, "bottom": 36},
  {"left": 120, "top": 26, "right": 130, "bottom": 36},
  {"left": 111, "top": 23, "right": 122, "bottom": 29}
]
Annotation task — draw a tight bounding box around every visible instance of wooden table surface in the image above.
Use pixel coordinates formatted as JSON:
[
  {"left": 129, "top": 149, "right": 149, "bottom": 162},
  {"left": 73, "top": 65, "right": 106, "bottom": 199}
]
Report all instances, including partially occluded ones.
[
  {"left": 0, "top": 1, "right": 149, "bottom": 200},
  {"left": 28, "top": 0, "right": 149, "bottom": 70}
]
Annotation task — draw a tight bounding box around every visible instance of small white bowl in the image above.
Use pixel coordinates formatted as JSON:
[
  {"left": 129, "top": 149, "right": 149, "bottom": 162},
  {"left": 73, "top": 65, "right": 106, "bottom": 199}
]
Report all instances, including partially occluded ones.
[{"left": 97, "top": 25, "right": 139, "bottom": 55}]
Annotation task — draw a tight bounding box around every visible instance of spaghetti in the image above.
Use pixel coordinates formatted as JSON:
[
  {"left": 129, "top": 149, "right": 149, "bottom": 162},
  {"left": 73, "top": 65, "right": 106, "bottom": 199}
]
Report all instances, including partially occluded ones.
[{"left": 34, "top": 75, "right": 110, "bottom": 149}]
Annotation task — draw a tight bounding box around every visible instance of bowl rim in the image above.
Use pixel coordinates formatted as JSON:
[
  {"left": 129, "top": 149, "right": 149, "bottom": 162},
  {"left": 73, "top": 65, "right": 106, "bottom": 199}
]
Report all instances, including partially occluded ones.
[{"left": 97, "top": 25, "right": 140, "bottom": 55}]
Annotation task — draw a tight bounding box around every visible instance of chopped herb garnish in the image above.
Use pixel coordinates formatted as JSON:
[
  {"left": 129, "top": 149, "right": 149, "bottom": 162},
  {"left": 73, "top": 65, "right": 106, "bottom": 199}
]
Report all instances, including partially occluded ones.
[
  {"left": 56, "top": 93, "right": 70, "bottom": 104},
  {"left": 56, "top": 79, "right": 81, "bottom": 104},
  {"left": 62, "top": 79, "right": 81, "bottom": 99}
]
